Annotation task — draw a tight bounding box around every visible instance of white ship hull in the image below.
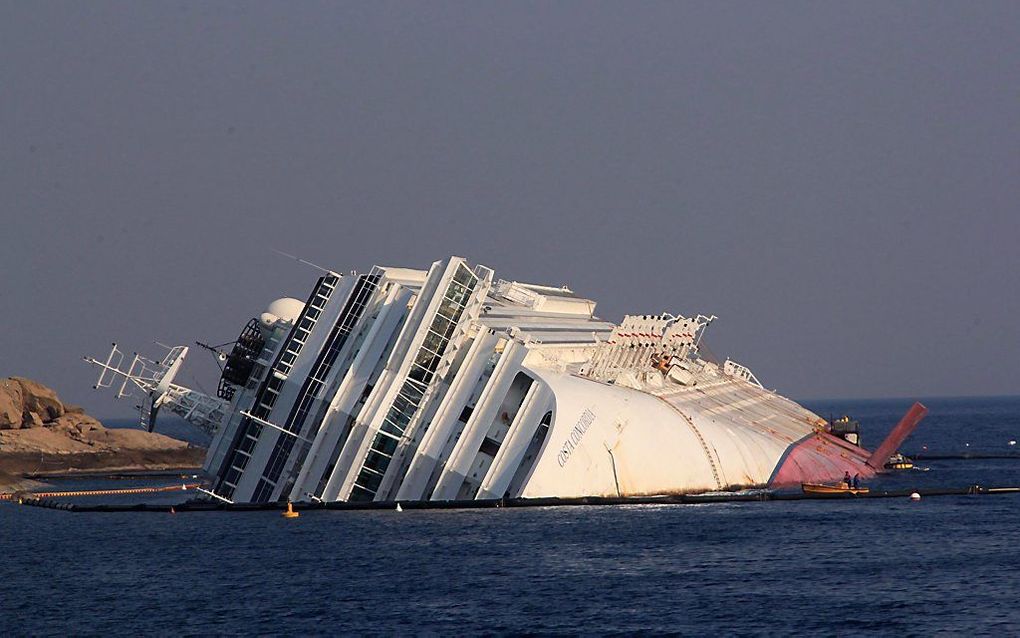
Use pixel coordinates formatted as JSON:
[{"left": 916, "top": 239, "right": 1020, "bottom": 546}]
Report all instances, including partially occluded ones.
[{"left": 87, "top": 256, "right": 925, "bottom": 504}]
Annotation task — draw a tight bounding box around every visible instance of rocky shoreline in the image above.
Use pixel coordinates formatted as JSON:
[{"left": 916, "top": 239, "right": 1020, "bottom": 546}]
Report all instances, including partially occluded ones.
[{"left": 0, "top": 377, "right": 205, "bottom": 492}]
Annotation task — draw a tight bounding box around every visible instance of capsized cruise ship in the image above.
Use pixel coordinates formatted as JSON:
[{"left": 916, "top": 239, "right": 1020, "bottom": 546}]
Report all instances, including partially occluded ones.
[{"left": 86, "top": 256, "right": 926, "bottom": 504}]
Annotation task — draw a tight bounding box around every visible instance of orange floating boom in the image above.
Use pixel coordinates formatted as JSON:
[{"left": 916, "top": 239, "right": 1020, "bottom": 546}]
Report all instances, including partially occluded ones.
[{"left": 29, "top": 483, "right": 201, "bottom": 499}]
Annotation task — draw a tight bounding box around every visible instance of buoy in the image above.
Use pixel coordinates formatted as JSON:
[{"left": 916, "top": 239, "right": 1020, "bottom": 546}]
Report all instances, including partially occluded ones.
[
  {"left": 910, "top": 492, "right": 921, "bottom": 501},
  {"left": 170, "top": 506, "right": 176, "bottom": 514},
  {"left": 282, "top": 502, "right": 300, "bottom": 518},
  {"left": 1010, "top": 440, "right": 1016, "bottom": 447},
  {"left": 396, "top": 503, "right": 403, "bottom": 512},
  {"left": 181, "top": 484, "right": 187, "bottom": 491}
]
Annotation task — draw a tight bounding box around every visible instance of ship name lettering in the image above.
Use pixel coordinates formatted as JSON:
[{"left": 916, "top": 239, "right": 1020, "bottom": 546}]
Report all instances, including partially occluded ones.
[{"left": 557, "top": 409, "right": 596, "bottom": 467}]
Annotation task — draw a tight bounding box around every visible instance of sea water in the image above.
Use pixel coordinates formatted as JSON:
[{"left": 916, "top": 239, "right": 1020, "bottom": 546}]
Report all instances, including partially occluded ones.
[{"left": 2, "top": 397, "right": 1018, "bottom": 635}]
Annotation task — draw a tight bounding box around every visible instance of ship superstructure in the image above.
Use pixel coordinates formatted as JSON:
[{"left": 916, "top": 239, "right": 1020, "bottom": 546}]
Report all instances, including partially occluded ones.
[{"left": 87, "top": 255, "right": 925, "bottom": 504}]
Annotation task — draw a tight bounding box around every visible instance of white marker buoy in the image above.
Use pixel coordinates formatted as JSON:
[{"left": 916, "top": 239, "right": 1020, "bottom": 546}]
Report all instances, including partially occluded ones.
[
  {"left": 910, "top": 492, "right": 921, "bottom": 501},
  {"left": 396, "top": 503, "right": 403, "bottom": 512}
]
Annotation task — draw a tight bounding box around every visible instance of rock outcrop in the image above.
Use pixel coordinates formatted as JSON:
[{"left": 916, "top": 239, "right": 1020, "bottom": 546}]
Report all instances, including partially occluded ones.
[
  {"left": 0, "top": 379, "right": 25, "bottom": 427},
  {"left": 0, "top": 378, "right": 204, "bottom": 489},
  {"left": 0, "top": 377, "right": 67, "bottom": 429}
]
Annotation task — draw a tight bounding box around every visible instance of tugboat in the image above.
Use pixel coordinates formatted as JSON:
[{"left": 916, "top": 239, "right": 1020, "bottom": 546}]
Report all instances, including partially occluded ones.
[{"left": 884, "top": 453, "right": 914, "bottom": 471}]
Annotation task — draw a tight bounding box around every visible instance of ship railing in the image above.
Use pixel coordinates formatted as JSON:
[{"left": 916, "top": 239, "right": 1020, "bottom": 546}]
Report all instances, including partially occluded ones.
[{"left": 722, "top": 359, "right": 764, "bottom": 389}]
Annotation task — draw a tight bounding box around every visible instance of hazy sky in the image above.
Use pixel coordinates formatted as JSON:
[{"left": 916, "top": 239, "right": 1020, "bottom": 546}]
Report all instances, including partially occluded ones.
[{"left": 2, "top": 2, "right": 1018, "bottom": 418}]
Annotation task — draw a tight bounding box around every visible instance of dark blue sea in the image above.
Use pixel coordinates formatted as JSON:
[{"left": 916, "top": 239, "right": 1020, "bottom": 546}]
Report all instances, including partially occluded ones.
[{"left": 3, "top": 397, "right": 1019, "bottom": 635}]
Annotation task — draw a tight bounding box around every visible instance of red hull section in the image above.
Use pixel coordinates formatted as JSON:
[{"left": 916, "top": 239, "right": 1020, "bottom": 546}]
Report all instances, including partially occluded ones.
[
  {"left": 769, "top": 432, "right": 876, "bottom": 487},
  {"left": 866, "top": 402, "right": 928, "bottom": 470},
  {"left": 770, "top": 402, "right": 928, "bottom": 487}
]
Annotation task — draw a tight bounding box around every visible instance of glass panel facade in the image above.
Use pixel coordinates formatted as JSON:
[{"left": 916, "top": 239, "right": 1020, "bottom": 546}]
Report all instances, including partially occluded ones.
[
  {"left": 252, "top": 272, "right": 381, "bottom": 501},
  {"left": 215, "top": 274, "right": 339, "bottom": 501},
  {"left": 349, "top": 263, "right": 478, "bottom": 501}
]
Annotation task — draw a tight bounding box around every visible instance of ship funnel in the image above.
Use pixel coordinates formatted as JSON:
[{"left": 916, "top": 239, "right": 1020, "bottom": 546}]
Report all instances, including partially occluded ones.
[{"left": 865, "top": 402, "right": 928, "bottom": 470}]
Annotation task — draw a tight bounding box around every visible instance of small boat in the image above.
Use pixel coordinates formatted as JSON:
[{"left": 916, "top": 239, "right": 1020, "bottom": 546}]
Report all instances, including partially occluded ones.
[
  {"left": 886, "top": 461, "right": 913, "bottom": 470},
  {"left": 884, "top": 453, "right": 914, "bottom": 470},
  {"left": 801, "top": 482, "right": 869, "bottom": 495}
]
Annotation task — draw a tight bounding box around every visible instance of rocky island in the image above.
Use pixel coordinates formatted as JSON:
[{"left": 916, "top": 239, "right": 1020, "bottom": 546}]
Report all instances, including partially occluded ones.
[{"left": 0, "top": 377, "right": 204, "bottom": 491}]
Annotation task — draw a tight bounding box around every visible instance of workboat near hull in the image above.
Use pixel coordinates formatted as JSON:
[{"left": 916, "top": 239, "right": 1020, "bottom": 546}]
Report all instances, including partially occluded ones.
[
  {"left": 802, "top": 482, "right": 871, "bottom": 495},
  {"left": 84, "top": 255, "right": 927, "bottom": 504},
  {"left": 886, "top": 462, "right": 914, "bottom": 470}
]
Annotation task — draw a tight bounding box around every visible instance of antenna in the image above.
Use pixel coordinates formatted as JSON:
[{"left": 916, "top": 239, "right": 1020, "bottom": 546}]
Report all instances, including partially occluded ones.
[
  {"left": 271, "top": 248, "right": 337, "bottom": 276},
  {"left": 195, "top": 340, "right": 231, "bottom": 369}
]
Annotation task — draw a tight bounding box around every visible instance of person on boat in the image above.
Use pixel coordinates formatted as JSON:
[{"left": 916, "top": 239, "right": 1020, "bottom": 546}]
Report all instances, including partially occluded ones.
[
  {"left": 852, "top": 473, "right": 860, "bottom": 489},
  {"left": 843, "top": 471, "right": 852, "bottom": 488}
]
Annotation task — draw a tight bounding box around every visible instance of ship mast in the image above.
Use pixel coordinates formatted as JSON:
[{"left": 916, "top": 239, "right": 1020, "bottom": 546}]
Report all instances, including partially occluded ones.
[{"left": 84, "top": 343, "right": 229, "bottom": 435}]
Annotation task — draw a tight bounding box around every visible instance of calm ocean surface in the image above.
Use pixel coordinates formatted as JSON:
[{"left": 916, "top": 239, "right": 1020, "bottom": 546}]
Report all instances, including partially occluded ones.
[{"left": 3, "top": 397, "right": 1019, "bottom": 635}]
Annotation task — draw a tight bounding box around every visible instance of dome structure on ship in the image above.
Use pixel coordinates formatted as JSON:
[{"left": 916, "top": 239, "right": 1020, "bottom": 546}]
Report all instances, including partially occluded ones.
[{"left": 259, "top": 297, "right": 305, "bottom": 329}]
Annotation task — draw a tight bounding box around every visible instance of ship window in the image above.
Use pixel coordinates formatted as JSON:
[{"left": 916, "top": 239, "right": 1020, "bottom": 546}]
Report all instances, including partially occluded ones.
[
  {"left": 430, "top": 315, "right": 454, "bottom": 338},
  {"left": 391, "top": 395, "right": 413, "bottom": 415},
  {"left": 374, "top": 435, "right": 398, "bottom": 456},
  {"left": 434, "top": 305, "right": 456, "bottom": 323},
  {"left": 408, "top": 363, "right": 430, "bottom": 384},
  {"left": 422, "top": 330, "right": 446, "bottom": 354},
  {"left": 392, "top": 411, "right": 412, "bottom": 428},
  {"left": 239, "top": 436, "right": 257, "bottom": 454},
  {"left": 453, "top": 264, "right": 476, "bottom": 287},
  {"left": 403, "top": 378, "right": 428, "bottom": 398},
  {"left": 391, "top": 408, "right": 413, "bottom": 428},
  {"left": 364, "top": 451, "right": 392, "bottom": 472},
  {"left": 446, "top": 281, "right": 471, "bottom": 304},
  {"left": 458, "top": 405, "right": 473, "bottom": 423},
  {"left": 357, "top": 471, "right": 383, "bottom": 491},
  {"left": 223, "top": 467, "right": 242, "bottom": 486},
  {"left": 381, "top": 419, "right": 403, "bottom": 438},
  {"left": 349, "top": 485, "right": 374, "bottom": 501},
  {"left": 416, "top": 343, "right": 442, "bottom": 364},
  {"left": 437, "top": 298, "right": 463, "bottom": 320},
  {"left": 479, "top": 437, "right": 501, "bottom": 457}
]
